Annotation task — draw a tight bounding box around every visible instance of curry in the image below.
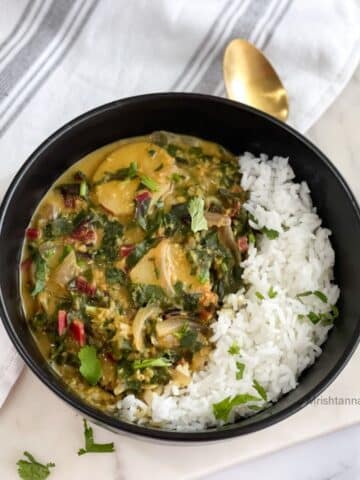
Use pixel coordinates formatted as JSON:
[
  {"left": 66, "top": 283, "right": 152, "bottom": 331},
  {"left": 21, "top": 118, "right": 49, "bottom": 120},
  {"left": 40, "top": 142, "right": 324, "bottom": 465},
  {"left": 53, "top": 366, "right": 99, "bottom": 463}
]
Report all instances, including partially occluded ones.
[{"left": 20, "top": 131, "right": 253, "bottom": 412}]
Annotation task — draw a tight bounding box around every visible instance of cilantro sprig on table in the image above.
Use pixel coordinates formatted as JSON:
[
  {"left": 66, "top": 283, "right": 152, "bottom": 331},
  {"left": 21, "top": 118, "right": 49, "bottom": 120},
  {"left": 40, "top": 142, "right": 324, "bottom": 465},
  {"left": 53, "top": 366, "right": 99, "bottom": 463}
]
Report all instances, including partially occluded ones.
[
  {"left": 17, "top": 451, "right": 55, "bottom": 480},
  {"left": 78, "top": 420, "right": 115, "bottom": 456}
]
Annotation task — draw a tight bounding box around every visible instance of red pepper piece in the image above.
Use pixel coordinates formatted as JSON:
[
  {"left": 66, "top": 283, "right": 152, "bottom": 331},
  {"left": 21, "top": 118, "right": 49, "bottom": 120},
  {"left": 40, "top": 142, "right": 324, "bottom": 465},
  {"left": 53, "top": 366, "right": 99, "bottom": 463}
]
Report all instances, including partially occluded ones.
[
  {"left": 135, "top": 190, "right": 151, "bottom": 202},
  {"left": 75, "top": 276, "right": 96, "bottom": 297},
  {"left": 70, "top": 319, "right": 86, "bottom": 346},
  {"left": 26, "top": 228, "right": 40, "bottom": 240},
  {"left": 21, "top": 258, "right": 32, "bottom": 271},
  {"left": 237, "top": 235, "right": 249, "bottom": 253},
  {"left": 120, "top": 244, "right": 134, "bottom": 258},
  {"left": 71, "top": 224, "right": 96, "bottom": 243},
  {"left": 57, "top": 310, "right": 67, "bottom": 336},
  {"left": 64, "top": 194, "right": 76, "bottom": 208}
]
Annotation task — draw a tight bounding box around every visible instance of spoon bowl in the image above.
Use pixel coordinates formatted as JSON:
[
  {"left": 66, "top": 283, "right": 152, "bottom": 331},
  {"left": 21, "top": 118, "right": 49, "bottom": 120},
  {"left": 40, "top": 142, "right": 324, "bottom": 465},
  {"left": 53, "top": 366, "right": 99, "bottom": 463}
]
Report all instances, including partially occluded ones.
[{"left": 223, "top": 39, "right": 289, "bottom": 121}]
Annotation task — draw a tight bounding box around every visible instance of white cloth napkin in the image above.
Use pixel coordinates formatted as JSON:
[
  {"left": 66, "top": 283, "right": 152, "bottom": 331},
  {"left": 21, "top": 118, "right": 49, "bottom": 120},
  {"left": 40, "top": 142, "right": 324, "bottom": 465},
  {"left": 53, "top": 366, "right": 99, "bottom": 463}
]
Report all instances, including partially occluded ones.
[{"left": 0, "top": 0, "right": 359, "bottom": 409}]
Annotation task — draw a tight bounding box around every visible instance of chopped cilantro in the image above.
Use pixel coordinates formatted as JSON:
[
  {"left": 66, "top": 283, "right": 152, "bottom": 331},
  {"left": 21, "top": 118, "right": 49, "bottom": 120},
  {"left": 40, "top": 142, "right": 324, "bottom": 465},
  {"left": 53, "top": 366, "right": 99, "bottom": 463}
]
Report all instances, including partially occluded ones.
[
  {"left": 212, "top": 393, "right": 260, "bottom": 422},
  {"left": 268, "top": 286, "right": 277, "bottom": 298},
  {"left": 228, "top": 342, "right": 240, "bottom": 355},
  {"left": 17, "top": 451, "right": 55, "bottom": 480},
  {"left": 188, "top": 197, "right": 208, "bottom": 233},
  {"left": 236, "top": 362, "right": 245, "bottom": 380},
  {"left": 78, "top": 346, "right": 102, "bottom": 386},
  {"left": 313, "top": 290, "right": 328, "bottom": 303},
  {"left": 253, "top": 379, "right": 267, "bottom": 401},
  {"left": 262, "top": 227, "right": 279, "bottom": 239},
  {"left": 255, "top": 291, "right": 265, "bottom": 300},
  {"left": 133, "top": 357, "right": 172, "bottom": 369},
  {"left": 297, "top": 290, "right": 328, "bottom": 303},
  {"left": 78, "top": 419, "right": 115, "bottom": 455},
  {"left": 248, "top": 231, "right": 256, "bottom": 244}
]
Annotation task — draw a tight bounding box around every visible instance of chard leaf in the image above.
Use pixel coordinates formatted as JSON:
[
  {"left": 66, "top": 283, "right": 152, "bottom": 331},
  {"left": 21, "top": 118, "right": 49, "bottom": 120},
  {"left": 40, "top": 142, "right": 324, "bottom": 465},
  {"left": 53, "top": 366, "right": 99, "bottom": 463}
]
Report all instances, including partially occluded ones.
[
  {"left": 78, "top": 346, "right": 102, "bottom": 386},
  {"left": 105, "top": 267, "right": 127, "bottom": 285},
  {"left": 188, "top": 197, "right": 208, "bottom": 233},
  {"left": 31, "top": 252, "right": 47, "bottom": 297}
]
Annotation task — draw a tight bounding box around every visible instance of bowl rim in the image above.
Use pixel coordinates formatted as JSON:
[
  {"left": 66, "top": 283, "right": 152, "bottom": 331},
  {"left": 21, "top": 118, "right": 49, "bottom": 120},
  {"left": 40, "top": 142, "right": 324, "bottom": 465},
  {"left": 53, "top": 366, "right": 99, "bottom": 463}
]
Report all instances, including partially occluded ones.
[{"left": 1, "top": 92, "right": 360, "bottom": 441}]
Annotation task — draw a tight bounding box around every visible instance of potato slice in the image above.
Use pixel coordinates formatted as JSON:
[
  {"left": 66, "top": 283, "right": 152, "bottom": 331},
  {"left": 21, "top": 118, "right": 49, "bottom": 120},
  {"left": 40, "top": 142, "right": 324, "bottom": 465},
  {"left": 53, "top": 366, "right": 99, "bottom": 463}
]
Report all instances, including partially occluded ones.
[
  {"left": 95, "top": 178, "right": 139, "bottom": 217},
  {"left": 93, "top": 142, "right": 177, "bottom": 217},
  {"left": 129, "top": 239, "right": 209, "bottom": 295}
]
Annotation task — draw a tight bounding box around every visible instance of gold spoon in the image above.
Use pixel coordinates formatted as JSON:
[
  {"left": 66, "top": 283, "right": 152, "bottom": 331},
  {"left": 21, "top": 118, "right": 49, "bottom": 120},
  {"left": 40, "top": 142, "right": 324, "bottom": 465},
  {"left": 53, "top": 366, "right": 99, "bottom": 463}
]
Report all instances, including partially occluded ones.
[{"left": 223, "top": 39, "right": 289, "bottom": 121}]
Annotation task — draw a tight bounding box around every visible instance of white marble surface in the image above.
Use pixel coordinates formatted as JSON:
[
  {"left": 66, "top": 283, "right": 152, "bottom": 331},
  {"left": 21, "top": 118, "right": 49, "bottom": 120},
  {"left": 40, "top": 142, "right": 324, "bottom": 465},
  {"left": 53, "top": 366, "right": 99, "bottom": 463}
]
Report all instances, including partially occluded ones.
[
  {"left": 0, "top": 66, "right": 359, "bottom": 480},
  {"left": 209, "top": 65, "right": 360, "bottom": 480}
]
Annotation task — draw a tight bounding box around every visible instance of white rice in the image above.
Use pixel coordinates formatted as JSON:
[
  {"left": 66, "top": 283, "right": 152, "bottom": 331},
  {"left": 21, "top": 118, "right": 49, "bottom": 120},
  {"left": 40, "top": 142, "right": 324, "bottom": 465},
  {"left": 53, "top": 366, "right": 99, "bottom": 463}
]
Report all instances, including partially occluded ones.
[{"left": 118, "top": 153, "right": 340, "bottom": 430}]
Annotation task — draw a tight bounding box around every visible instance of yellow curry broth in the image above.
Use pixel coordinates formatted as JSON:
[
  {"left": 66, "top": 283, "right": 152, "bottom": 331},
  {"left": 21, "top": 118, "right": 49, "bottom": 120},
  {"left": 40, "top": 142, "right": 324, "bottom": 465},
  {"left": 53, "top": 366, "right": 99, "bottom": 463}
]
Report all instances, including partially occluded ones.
[{"left": 20, "top": 132, "right": 251, "bottom": 413}]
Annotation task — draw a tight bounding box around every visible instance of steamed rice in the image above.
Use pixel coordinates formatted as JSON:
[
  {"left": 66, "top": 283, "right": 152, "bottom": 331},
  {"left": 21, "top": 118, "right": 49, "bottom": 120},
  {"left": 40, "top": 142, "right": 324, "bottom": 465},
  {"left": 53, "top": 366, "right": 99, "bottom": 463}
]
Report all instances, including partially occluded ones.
[{"left": 118, "top": 153, "right": 340, "bottom": 430}]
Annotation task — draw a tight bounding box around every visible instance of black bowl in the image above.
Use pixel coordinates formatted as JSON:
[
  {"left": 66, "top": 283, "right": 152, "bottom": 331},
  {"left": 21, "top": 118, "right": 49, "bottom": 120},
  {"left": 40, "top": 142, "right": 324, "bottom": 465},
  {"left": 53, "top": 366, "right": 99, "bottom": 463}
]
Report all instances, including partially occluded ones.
[{"left": 1, "top": 93, "right": 360, "bottom": 441}]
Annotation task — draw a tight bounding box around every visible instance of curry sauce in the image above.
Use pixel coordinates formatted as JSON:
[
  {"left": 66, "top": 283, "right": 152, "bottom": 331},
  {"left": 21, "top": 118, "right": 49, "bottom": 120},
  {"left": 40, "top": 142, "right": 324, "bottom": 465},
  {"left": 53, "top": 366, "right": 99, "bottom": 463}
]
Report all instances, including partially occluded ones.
[{"left": 20, "top": 131, "right": 253, "bottom": 413}]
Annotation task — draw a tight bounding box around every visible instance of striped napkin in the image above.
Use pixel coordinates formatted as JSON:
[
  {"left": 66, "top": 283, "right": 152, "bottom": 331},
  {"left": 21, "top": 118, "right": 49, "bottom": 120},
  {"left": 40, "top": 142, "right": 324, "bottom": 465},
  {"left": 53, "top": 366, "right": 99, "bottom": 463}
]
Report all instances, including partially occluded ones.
[{"left": 0, "top": 0, "right": 359, "bottom": 409}]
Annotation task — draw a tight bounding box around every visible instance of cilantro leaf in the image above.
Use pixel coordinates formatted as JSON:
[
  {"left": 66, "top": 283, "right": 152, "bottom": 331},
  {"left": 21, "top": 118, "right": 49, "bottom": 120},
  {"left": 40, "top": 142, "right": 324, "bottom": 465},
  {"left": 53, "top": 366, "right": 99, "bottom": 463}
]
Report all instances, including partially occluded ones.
[
  {"left": 253, "top": 379, "right": 267, "bottom": 401},
  {"left": 17, "top": 451, "right": 55, "bottom": 480},
  {"left": 255, "top": 291, "right": 265, "bottom": 300},
  {"left": 188, "top": 197, "right": 208, "bottom": 233},
  {"left": 313, "top": 290, "right": 328, "bottom": 303},
  {"left": 212, "top": 393, "right": 260, "bottom": 422},
  {"left": 262, "top": 227, "right": 279, "bottom": 239},
  {"left": 236, "top": 362, "right": 245, "bottom": 380},
  {"left": 297, "top": 290, "right": 328, "bottom": 303},
  {"left": 133, "top": 357, "right": 172, "bottom": 369},
  {"left": 268, "top": 286, "right": 277, "bottom": 298},
  {"left": 228, "top": 342, "right": 240, "bottom": 355},
  {"left": 78, "top": 419, "right": 115, "bottom": 455},
  {"left": 78, "top": 346, "right": 102, "bottom": 386}
]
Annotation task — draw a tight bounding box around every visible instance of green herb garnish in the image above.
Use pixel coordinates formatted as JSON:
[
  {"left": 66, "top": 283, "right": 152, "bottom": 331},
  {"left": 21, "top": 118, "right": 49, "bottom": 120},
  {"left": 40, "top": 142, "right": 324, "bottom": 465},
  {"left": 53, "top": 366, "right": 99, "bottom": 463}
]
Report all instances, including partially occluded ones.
[
  {"left": 253, "top": 379, "right": 267, "bottom": 401},
  {"left": 255, "top": 291, "right": 265, "bottom": 300},
  {"left": 188, "top": 197, "right": 208, "bottom": 233},
  {"left": 78, "top": 419, "right": 115, "bottom": 455},
  {"left": 268, "top": 286, "right": 277, "bottom": 298},
  {"left": 228, "top": 342, "right": 240, "bottom": 355},
  {"left": 17, "top": 451, "right": 55, "bottom": 480},
  {"left": 133, "top": 357, "right": 172, "bottom": 370},
  {"left": 78, "top": 346, "right": 102, "bottom": 386},
  {"left": 212, "top": 393, "right": 260, "bottom": 422},
  {"left": 262, "top": 227, "right": 279, "bottom": 239},
  {"left": 236, "top": 362, "right": 245, "bottom": 380}
]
